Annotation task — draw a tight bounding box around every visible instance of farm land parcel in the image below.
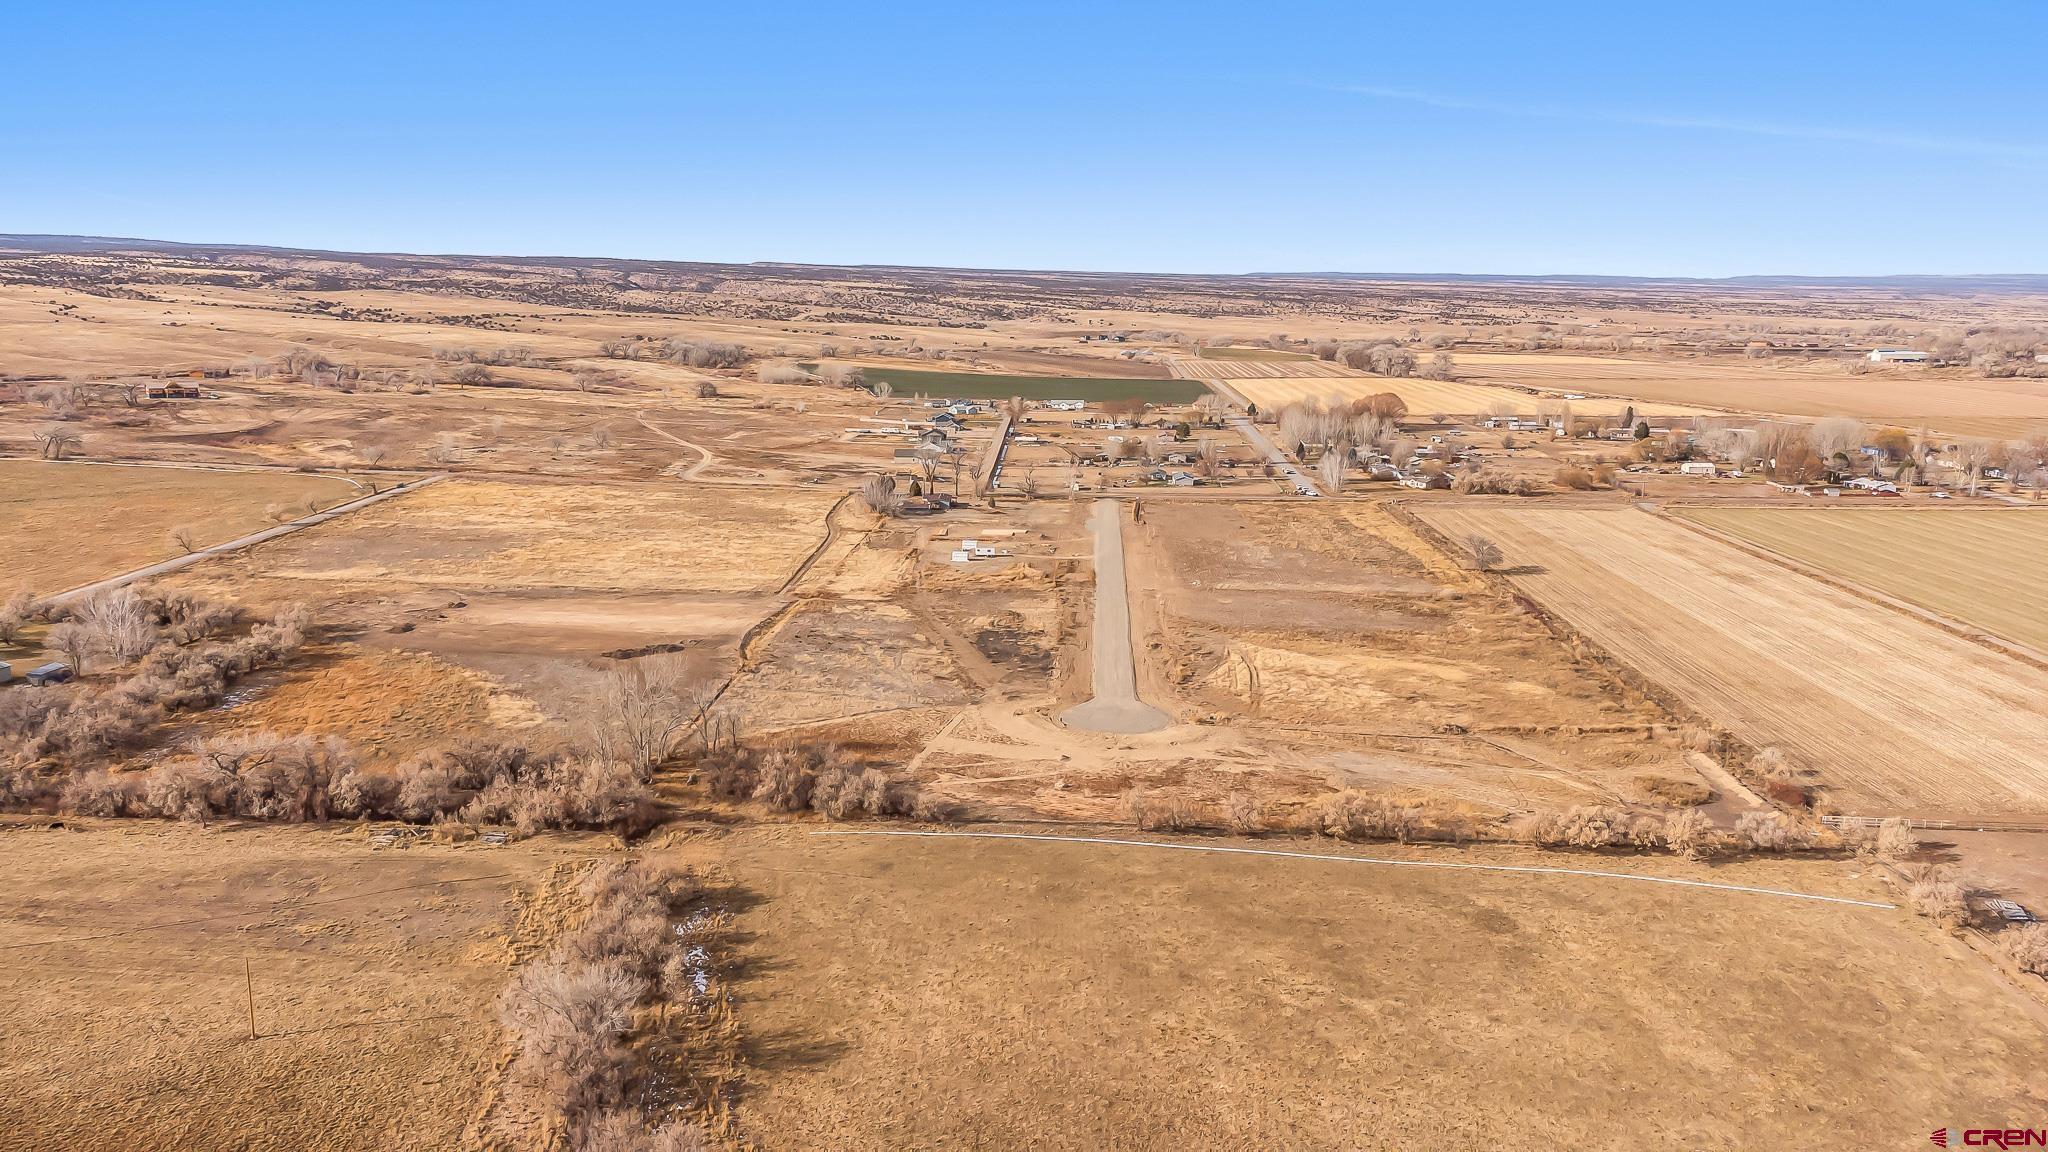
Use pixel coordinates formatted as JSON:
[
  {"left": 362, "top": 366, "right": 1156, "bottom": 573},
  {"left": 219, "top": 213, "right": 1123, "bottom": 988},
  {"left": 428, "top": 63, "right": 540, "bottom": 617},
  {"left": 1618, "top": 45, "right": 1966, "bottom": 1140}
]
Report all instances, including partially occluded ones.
[
  {"left": 1673, "top": 507, "right": 2048, "bottom": 653},
  {"left": 1422, "top": 506, "right": 2048, "bottom": 819}
]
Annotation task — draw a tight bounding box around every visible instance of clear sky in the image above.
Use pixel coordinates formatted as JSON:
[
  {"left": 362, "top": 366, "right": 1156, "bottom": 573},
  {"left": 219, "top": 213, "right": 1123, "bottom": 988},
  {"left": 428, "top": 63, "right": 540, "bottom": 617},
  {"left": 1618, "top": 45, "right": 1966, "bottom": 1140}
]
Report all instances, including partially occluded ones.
[{"left": 4, "top": 1, "right": 2042, "bottom": 276}]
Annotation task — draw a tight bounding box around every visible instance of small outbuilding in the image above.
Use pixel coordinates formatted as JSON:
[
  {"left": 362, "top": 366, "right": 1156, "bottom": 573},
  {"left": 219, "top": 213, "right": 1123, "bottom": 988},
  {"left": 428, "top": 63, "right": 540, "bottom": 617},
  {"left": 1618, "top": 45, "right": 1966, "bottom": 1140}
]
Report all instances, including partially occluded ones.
[{"left": 25, "top": 662, "right": 73, "bottom": 686}]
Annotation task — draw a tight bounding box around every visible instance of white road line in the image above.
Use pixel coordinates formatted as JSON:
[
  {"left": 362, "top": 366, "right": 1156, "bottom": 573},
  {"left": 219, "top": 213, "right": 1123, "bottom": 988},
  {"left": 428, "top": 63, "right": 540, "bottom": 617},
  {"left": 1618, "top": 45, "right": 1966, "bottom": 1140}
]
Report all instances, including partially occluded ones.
[{"left": 811, "top": 828, "right": 1899, "bottom": 910}]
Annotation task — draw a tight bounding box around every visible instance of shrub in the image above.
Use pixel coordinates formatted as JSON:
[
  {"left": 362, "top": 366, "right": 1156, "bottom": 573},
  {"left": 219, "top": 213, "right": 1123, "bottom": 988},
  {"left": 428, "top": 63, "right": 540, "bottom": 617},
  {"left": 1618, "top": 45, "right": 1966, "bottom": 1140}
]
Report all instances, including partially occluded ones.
[
  {"left": 755, "top": 363, "right": 813, "bottom": 385},
  {"left": 1224, "top": 791, "right": 1263, "bottom": 834},
  {"left": 1662, "top": 808, "right": 1716, "bottom": 860},
  {"left": 1906, "top": 866, "right": 1968, "bottom": 929},
  {"left": 497, "top": 861, "right": 711, "bottom": 1146},
  {"left": 910, "top": 788, "right": 957, "bottom": 823},
  {"left": 1874, "top": 817, "right": 1918, "bottom": 863},
  {"left": 1734, "top": 810, "right": 1810, "bottom": 852},
  {"left": 1123, "top": 787, "right": 1204, "bottom": 833},
  {"left": 1315, "top": 791, "right": 1435, "bottom": 843},
  {"left": 2004, "top": 923, "right": 2048, "bottom": 976},
  {"left": 1553, "top": 465, "right": 1598, "bottom": 490},
  {"left": 60, "top": 769, "right": 142, "bottom": 817}
]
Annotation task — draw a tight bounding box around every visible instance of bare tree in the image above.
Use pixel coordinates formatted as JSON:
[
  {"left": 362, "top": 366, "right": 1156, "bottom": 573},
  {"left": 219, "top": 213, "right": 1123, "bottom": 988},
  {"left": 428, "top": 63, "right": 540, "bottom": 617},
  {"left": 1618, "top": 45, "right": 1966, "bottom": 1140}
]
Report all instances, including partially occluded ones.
[
  {"left": 1464, "top": 534, "right": 1504, "bottom": 572},
  {"left": 47, "top": 621, "right": 91, "bottom": 673},
  {"left": 1317, "top": 448, "right": 1346, "bottom": 492},
  {"left": 859, "top": 473, "right": 900, "bottom": 515},
  {"left": 74, "top": 588, "right": 157, "bottom": 664},
  {"left": 169, "top": 525, "right": 198, "bottom": 554},
  {"left": 34, "top": 426, "right": 82, "bottom": 460},
  {"left": 582, "top": 656, "right": 713, "bottom": 777}
]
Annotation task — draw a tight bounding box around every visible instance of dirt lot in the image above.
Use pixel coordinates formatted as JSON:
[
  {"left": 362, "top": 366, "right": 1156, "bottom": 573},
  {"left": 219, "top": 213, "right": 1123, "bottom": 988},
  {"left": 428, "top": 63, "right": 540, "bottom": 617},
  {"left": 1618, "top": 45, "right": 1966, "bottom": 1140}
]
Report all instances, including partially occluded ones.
[
  {"left": 1137, "top": 500, "right": 1690, "bottom": 815},
  {"left": 0, "top": 460, "right": 359, "bottom": 593},
  {"left": 715, "top": 826, "right": 2048, "bottom": 1150},
  {"left": 0, "top": 820, "right": 596, "bottom": 1152},
  {"left": 1674, "top": 506, "right": 2048, "bottom": 653},
  {"left": 1423, "top": 505, "right": 2048, "bottom": 818}
]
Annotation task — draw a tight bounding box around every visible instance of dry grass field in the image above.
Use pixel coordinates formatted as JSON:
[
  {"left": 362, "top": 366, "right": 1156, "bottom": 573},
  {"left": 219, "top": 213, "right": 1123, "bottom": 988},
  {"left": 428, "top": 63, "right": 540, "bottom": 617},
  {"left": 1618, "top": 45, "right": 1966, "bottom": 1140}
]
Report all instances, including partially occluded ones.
[
  {"left": 1675, "top": 507, "right": 2048, "bottom": 653},
  {"left": 718, "top": 827, "right": 2048, "bottom": 1150},
  {"left": 1451, "top": 352, "right": 2048, "bottom": 435},
  {"left": 0, "top": 821, "right": 593, "bottom": 1152},
  {"left": 0, "top": 460, "right": 359, "bottom": 593},
  {"left": 1221, "top": 374, "right": 1714, "bottom": 418},
  {"left": 1423, "top": 506, "right": 2048, "bottom": 817}
]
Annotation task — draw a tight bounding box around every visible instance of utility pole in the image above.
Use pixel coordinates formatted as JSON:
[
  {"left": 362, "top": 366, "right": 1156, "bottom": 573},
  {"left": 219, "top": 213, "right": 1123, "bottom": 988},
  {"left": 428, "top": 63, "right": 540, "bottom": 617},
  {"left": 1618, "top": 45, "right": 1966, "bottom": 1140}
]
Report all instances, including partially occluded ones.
[{"left": 245, "top": 956, "right": 257, "bottom": 1039}]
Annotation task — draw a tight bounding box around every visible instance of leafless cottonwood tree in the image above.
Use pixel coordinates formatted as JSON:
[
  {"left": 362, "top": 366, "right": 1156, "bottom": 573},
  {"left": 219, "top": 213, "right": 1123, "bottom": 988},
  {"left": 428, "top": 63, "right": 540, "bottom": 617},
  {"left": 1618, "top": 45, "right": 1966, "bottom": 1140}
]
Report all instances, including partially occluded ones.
[
  {"left": 582, "top": 657, "right": 716, "bottom": 778},
  {"left": 34, "top": 426, "right": 82, "bottom": 460},
  {"left": 1318, "top": 448, "right": 1346, "bottom": 492},
  {"left": 860, "top": 473, "right": 900, "bottom": 515},
  {"left": 169, "top": 525, "right": 198, "bottom": 554}
]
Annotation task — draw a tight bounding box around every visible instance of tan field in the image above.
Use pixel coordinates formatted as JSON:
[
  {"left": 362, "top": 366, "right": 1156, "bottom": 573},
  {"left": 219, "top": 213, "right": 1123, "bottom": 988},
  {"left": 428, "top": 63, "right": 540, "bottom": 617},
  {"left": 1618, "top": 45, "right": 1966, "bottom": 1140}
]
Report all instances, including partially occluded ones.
[
  {"left": 6, "top": 239, "right": 2048, "bottom": 1148},
  {"left": 1221, "top": 374, "right": 1716, "bottom": 418},
  {"left": 719, "top": 826, "right": 2048, "bottom": 1149},
  {"left": 0, "top": 820, "right": 596, "bottom": 1152},
  {"left": 1675, "top": 507, "right": 2048, "bottom": 653},
  {"left": 0, "top": 460, "right": 360, "bottom": 593},
  {"left": 1451, "top": 352, "right": 2048, "bottom": 436},
  {"left": 1423, "top": 506, "right": 2048, "bottom": 818}
]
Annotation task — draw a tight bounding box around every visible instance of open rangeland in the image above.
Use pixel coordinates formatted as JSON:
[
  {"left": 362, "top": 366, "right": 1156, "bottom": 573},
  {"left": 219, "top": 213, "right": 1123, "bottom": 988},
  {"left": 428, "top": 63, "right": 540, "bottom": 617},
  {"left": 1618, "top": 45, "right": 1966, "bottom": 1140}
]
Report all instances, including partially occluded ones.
[
  {"left": 153, "top": 475, "right": 837, "bottom": 716},
  {"left": 1421, "top": 506, "right": 2048, "bottom": 818},
  {"left": 1673, "top": 507, "right": 2048, "bottom": 654},
  {"left": 0, "top": 820, "right": 597, "bottom": 1152},
  {"left": 714, "top": 826, "right": 2048, "bottom": 1150},
  {"left": 1449, "top": 352, "right": 2048, "bottom": 436},
  {"left": 1218, "top": 374, "right": 1715, "bottom": 419},
  {"left": 0, "top": 460, "right": 360, "bottom": 593}
]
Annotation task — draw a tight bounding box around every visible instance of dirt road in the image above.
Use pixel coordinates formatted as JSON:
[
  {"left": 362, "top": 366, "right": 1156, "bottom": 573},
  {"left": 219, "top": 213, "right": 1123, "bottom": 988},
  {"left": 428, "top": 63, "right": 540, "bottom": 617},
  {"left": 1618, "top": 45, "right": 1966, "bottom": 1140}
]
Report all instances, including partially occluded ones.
[
  {"left": 1201, "top": 379, "right": 1320, "bottom": 496},
  {"left": 636, "top": 411, "right": 717, "bottom": 479},
  {"left": 1060, "top": 500, "right": 1171, "bottom": 733}
]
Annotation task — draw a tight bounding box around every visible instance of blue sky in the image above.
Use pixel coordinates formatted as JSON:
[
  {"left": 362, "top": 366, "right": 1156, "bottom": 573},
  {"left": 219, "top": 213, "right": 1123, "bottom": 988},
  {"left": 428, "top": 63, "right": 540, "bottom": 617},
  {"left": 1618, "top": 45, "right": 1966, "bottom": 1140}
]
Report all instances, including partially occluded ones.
[{"left": 3, "top": 2, "right": 2042, "bottom": 276}]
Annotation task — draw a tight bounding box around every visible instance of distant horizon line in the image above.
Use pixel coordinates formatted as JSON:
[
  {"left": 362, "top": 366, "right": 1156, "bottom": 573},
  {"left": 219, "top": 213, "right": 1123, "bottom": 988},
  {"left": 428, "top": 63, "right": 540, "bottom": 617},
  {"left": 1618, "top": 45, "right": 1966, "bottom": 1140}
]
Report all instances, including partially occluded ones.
[{"left": 4, "top": 232, "right": 2045, "bottom": 288}]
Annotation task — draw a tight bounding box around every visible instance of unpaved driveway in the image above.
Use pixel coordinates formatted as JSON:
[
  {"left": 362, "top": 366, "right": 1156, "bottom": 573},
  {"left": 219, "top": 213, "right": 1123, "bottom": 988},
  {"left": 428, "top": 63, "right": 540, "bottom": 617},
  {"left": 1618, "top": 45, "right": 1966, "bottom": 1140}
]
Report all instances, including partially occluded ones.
[{"left": 1061, "top": 500, "right": 1171, "bottom": 733}]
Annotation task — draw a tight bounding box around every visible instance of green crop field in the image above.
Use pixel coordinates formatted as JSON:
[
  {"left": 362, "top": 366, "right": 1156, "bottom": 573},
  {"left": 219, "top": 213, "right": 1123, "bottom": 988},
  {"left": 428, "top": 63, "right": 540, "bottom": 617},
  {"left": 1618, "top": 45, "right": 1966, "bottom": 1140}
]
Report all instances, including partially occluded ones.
[
  {"left": 855, "top": 368, "right": 1210, "bottom": 404},
  {"left": 1196, "top": 346, "right": 1314, "bottom": 361}
]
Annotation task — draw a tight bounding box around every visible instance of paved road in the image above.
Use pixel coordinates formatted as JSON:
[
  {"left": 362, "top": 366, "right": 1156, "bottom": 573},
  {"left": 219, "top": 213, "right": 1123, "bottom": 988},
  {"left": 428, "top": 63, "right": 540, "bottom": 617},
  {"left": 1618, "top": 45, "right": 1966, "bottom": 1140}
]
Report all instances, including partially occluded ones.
[
  {"left": 53, "top": 474, "right": 448, "bottom": 604},
  {"left": 1060, "top": 500, "right": 1172, "bottom": 733}
]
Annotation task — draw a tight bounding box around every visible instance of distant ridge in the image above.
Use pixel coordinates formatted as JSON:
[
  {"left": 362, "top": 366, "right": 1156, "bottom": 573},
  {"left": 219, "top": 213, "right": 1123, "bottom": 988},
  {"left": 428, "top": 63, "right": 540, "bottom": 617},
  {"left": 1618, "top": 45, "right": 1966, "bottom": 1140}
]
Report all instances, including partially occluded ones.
[{"left": 3, "top": 233, "right": 2045, "bottom": 292}]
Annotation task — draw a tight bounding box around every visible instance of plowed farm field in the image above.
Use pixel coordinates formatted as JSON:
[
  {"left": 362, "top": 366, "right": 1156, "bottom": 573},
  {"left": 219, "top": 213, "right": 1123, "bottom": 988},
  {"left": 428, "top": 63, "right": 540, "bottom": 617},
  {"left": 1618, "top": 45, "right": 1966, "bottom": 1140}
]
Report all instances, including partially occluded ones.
[
  {"left": 1674, "top": 507, "right": 2048, "bottom": 654},
  {"left": 1420, "top": 506, "right": 2048, "bottom": 818},
  {"left": 1170, "top": 357, "right": 1356, "bottom": 380}
]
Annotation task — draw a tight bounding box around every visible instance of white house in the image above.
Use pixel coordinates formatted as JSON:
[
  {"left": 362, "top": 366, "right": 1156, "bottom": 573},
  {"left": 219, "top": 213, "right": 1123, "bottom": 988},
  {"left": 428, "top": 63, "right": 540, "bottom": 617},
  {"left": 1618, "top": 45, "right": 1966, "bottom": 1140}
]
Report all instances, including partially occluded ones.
[{"left": 1679, "top": 461, "right": 1717, "bottom": 477}]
